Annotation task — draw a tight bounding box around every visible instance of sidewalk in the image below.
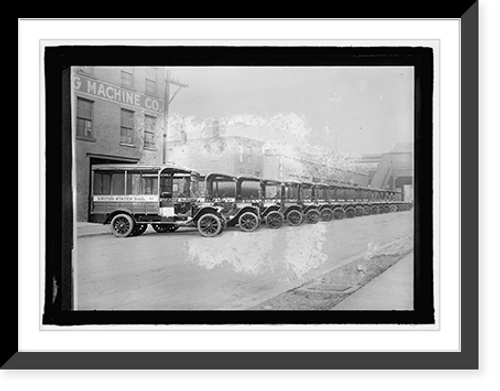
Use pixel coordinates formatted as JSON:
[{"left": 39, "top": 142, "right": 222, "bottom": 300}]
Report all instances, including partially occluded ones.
[
  {"left": 331, "top": 252, "right": 414, "bottom": 311},
  {"left": 77, "top": 222, "right": 111, "bottom": 238}
]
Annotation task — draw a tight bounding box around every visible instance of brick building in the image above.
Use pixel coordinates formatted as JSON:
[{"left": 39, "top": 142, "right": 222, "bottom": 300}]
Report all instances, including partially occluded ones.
[
  {"left": 168, "top": 130, "right": 368, "bottom": 187},
  {"left": 168, "top": 135, "right": 265, "bottom": 178},
  {"left": 72, "top": 66, "right": 166, "bottom": 222}
]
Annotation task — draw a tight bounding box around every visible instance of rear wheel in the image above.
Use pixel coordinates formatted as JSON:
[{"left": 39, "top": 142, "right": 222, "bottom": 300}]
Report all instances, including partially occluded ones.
[
  {"left": 320, "top": 208, "right": 333, "bottom": 222},
  {"left": 371, "top": 205, "right": 379, "bottom": 215},
  {"left": 363, "top": 205, "right": 371, "bottom": 215},
  {"left": 383, "top": 205, "right": 390, "bottom": 213},
  {"left": 355, "top": 206, "right": 364, "bottom": 217},
  {"left": 218, "top": 217, "right": 227, "bottom": 234},
  {"left": 110, "top": 213, "right": 135, "bottom": 237},
  {"left": 131, "top": 223, "right": 147, "bottom": 236},
  {"left": 152, "top": 224, "right": 177, "bottom": 233},
  {"left": 265, "top": 211, "right": 283, "bottom": 229},
  {"left": 306, "top": 209, "right": 320, "bottom": 224},
  {"left": 389, "top": 204, "right": 398, "bottom": 213},
  {"left": 238, "top": 212, "right": 260, "bottom": 232},
  {"left": 287, "top": 210, "right": 303, "bottom": 226},
  {"left": 197, "top": 213, "right": 222, "bottom": 237}
]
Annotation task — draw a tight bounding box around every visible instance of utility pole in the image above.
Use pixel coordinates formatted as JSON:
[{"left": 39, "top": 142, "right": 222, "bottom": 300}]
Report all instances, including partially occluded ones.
[{"left": 162, "top": 69, "right": 188, "bottom": 165}]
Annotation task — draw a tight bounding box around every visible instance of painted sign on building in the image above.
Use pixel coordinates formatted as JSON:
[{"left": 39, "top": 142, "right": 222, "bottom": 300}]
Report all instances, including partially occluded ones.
[{"left": 73, "top": 74, "right": 164, "bottom": 114}]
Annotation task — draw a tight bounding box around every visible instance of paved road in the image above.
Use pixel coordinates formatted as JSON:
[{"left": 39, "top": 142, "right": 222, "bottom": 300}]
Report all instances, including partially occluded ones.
[{"left": 75, "top": 211, "right": 413, "bottom": 310}]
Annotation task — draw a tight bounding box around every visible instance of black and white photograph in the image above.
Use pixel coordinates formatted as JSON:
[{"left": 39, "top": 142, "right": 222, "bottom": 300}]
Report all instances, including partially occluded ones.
[
  {"left": 66, "top": 55, "right": 426, "bottom": 317},
  {"left": 13, "top": 13, "right": 483, "bottom": 375}
]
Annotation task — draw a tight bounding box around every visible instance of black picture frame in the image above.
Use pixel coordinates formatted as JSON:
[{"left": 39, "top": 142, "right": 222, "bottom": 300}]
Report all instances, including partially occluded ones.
[{"left": 8, "top": 10, "right": 478, "bottom": 370}]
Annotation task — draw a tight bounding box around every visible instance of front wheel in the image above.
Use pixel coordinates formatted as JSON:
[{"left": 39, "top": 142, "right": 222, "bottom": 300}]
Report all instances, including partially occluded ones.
[
  {"left": 265, "top": 211, "right": 283, "bottom": 229},
  {"left": 238, "top": 212, "right": 260, "bottom": 232},
  {"left": 305, "top": 209, "right": 320, "bottom": 224},
  {"left": 110, "top": 213, "right": 135, "bottom": 237},
  {"left": 197, "top": 213, "right": 222, "bottom": 237},
  {"left": 287, "top": 210, "right": 303, "bottom": 226},
  {"left": 345, "top": 207, "right": 356, "bottom": 219},
  {"left": 320, "top": 208, "right": 333, "bottom": 222},
  {"left": 333, "top": 207, "right": 344, "bottom": 220}
]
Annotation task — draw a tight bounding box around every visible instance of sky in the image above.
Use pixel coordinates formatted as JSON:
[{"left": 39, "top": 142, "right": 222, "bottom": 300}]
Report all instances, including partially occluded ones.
[{"left": 167, "top": 67, "right": 414, "bottom": 155}]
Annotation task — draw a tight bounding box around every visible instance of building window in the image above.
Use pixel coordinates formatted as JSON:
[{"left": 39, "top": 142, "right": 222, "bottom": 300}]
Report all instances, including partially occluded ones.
[
  {"left": 145, "top": 68, "right": 157, "bottom": 95},
  {"left": 76, "top": 98, "right": 94, "bottom": 140},
  {"left": 121, "top": 68, "right": 134, "bottom": 88},
  {"left": 120, "top": 109, "right": 135, "bottom": 145},
  {"left": 144, "top": 115, "right": 156, "bottom": 149}
]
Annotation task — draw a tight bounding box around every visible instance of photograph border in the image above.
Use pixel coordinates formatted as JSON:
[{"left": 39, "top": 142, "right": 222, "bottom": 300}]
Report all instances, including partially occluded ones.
[{"left": 45, "top": 45, "right": 433, "bottom": 327}]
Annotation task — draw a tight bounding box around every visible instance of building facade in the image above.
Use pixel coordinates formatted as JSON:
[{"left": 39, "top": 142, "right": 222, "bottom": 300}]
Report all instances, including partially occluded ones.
[
  {"left": 370, "top": 142, "right": 413, "bottom": 200},
  {"left": 168, "top": 135, "right": 265, "bottom": 178},
  {"left": 72, "top": 66, "right": 166, "bottom": 222},
  {"left": 262, "top": 141, "right": 369, "bottom": 187},
  {"left": 168, "top": 133, "right": 368, "bottom": 187}
]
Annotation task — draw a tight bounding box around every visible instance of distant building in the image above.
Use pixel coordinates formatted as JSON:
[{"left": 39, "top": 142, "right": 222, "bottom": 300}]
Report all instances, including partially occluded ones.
[
  {"left": 370, "top": 142, "right": 413, "bottom": 200},
  {"left": 72, "top": 66, "right": 166, "bottom": 222},
  {"left": 168, "top": 124, "right": 368, "bottom": 187},
  {"left": 168, "top": 136, "right": 265, "bottom": 178},
  {"left": 262, "top": 141, "right": 369, "bottom": 186},
  {"left": 354, "top": 153, "right": 383, "bottom": 185}
]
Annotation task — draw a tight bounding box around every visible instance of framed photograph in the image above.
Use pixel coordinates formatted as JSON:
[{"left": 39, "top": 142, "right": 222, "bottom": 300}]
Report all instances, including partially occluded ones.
[{"left": 10, "top": 10, "right": 477, "bottom": 370}]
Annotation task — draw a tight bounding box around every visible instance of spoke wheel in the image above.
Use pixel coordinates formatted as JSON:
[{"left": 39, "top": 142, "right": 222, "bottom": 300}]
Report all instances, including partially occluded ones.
[
  {"left": 131, "top": 223, "right": 147, "bottom": 236},
  {"left": 306, "top": 209, "right": 320, "bottom": 224},
  {"left": 110, "top": 214, "right": 135, "bottom": 237},
  {"left": 287, "top": 210, "right": 303, "bottom": 226},
  {"left": 363, "top": 205, "right": 371, "bottom": 215},
  {"left": 238, "top": 212, "right": 260, "bottom": 232},
  {"left": 333, "top": 208, "right": 344, "bottom": 220},
  {"left": 265, "top": 211, "right": 283, "bottom": 229},
  {"left": 152, "top": 224, "right": 174, "bottom": 233},
  {"left": 383, "top": 205, "right": 390, "bottom": 213},
  {"left": 389, "top": 204, "right": 398, "bottom": 213},
  {"left": 345, "top": 207, "right": 356, "bottom": 219},
  {"left": 320, "top": 208, "right": 333, "bottom": 222},
  {"left": 355, "top": 206, "right": 364, "bottom": 217},
  {"left": 371, "top": 205, "right": 379, "bottom": 215},
  {"left": 197, "top": 213, "right": 222, "bottom": 237}
]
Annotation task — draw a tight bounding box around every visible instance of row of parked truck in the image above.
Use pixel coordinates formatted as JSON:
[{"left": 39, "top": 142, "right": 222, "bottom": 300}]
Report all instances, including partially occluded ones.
[{"left": 89, "top": 164, "right": 412, "bottom": 238}]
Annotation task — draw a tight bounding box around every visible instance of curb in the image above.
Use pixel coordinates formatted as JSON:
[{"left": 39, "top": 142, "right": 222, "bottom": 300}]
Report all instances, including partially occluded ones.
[
  {"left": 330, "top": 252, "right": 414, "bottom": 310},
  {"left": 77, "top": 224, "right": 111, "bottom": 238},
  {"left": 225, "top": 234, "right": 413, "bottom": 310}
]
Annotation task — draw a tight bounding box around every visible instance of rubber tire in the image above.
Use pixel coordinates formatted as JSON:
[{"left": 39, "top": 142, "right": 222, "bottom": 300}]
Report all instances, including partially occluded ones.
[
  {"left": 287, "top": 210, "right": 303, "bottom": 226},
  {"left": 197, "top": 213, "right": 222, "bottom": 237},
  {"left": 110, "top": 213, "right": 135, "bottom": 238},
  {"left": 320, "top": 208, "right": 333, "bottom": 222},
  {"left": 265, "top": 211, "right": 283, "bottom": 229},
  {"left": 333, "top": 208, "right": 344, "bottom": 220},
  {"left": 306, "top": 209, "right": 320, "bottom": 224},
  {"left": 238, "top": 212, "right": 260, "bottom": 232}
]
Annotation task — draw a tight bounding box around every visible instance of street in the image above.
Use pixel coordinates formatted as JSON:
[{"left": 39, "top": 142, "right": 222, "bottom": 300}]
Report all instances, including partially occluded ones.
[{"left": 75, "top": 211, "right": 413, "bottom": 310}]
